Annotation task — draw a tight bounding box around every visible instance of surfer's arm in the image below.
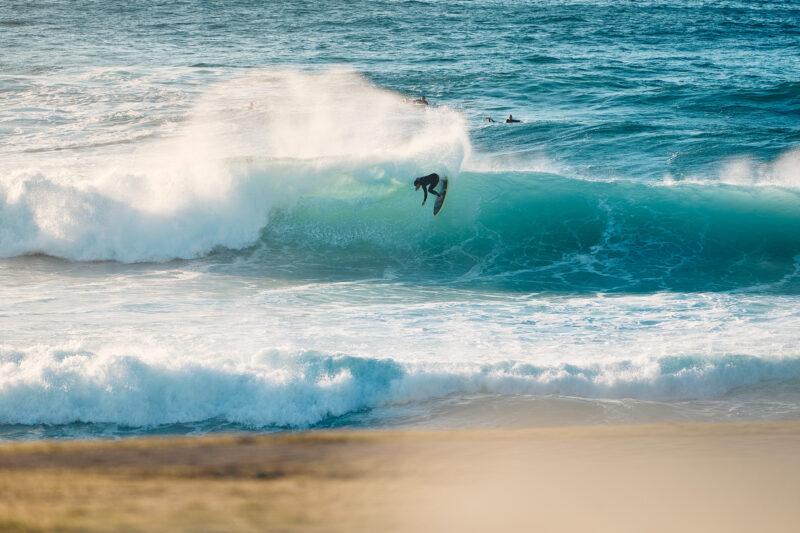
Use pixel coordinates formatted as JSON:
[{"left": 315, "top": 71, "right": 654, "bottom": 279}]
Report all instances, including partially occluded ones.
[{"left": 421, "top": 186, "right": 428, "bottom": 205}]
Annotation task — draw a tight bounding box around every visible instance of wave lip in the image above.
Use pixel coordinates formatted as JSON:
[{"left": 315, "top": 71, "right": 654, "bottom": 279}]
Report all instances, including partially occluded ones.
[
  {"left": 2, "top": 347, "right": 799, "bottom": 430},
  {"left": 0, "top": 69, "right": 470, "bottom": 262}
]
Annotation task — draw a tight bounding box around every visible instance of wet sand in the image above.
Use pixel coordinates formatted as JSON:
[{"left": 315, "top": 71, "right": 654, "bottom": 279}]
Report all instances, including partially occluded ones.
[{"left": 1, "top": 422, "right": 800, "bottom": 532}]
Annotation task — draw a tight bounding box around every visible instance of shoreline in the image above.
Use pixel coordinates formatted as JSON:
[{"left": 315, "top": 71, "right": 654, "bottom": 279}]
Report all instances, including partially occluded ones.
[{"left": 2, "top": 421, "right": 800, "bottom": 531}]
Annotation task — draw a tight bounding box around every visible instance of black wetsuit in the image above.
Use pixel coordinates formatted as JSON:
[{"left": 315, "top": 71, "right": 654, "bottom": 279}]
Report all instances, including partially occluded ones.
[{"left": 414, "top": 173, "right": 440, "bottom": 204}]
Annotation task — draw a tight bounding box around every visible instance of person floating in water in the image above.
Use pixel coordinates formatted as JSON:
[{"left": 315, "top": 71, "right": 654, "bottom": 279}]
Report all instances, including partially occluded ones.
[
  {"left": 414, "top": 173, "right": 441, "bottom": 206},
  {"left": 486, "top": 115, "right": 521, "bottom": 123},
  {"left": 413, "top": 95, "right": 429, "bottom": 105}
]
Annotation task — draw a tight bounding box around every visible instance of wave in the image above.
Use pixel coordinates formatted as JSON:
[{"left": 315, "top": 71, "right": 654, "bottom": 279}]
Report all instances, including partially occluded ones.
[
  {"left": 247, "top": 168, "right": 800, "bottom": 291},
  {"left": 4, "top": 162, "right": 800, "bottom": 292},
  {"left": 2, "top": 346, "right": 799, "bottom": 430},
  {"left": 2, "top": 69, "right": 800, "bottom": 291},
  {"left": 0, "top": 69, "right": 469, "bottom": 262}
]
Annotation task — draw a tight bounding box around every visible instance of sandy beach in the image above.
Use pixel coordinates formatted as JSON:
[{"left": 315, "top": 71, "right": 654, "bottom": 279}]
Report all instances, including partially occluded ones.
[{"left": 1, "top": 421, "right": 799, "bottom": 532}]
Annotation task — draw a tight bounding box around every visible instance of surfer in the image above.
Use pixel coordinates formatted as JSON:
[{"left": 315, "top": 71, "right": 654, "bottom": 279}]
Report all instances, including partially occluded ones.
[
  {"left": 414, "top": 173, "right": 441, "bottom": 206},
  {"left": 486, "top": 116, "right": 520, "bottom": 123},
  {"left": 413, "top": 95, "right": 429, "bottom": 105}
]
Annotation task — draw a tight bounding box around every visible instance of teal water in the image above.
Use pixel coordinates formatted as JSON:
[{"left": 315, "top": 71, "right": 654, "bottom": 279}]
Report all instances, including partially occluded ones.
[{"left": 1, "top": 0, "right": 800, "bottom": 439}]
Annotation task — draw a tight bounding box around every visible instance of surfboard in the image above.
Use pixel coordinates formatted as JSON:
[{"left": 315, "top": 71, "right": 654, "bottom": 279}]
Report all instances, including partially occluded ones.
[{"left": 433, "top": 177, "right": 448, "bottom": 216}]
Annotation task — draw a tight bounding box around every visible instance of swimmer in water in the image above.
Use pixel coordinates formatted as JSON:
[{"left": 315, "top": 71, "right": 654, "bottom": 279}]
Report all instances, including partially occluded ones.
[{"left": 505, "top": 114, "right": 520, "bottom": 123}]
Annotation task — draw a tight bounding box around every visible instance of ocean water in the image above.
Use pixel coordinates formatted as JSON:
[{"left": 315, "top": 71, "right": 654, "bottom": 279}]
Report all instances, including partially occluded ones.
[{"left": 2, "top": 0, "right": 800, "bottom": 439}]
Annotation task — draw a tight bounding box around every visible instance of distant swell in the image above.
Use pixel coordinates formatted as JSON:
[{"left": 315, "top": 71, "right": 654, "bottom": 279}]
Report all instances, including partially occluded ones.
[{"left": 2, "top": 347, "right": 799, "bottom": 429}]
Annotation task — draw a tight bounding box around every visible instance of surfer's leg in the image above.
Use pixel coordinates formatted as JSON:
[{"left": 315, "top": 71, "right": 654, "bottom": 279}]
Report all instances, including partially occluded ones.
[{"left": 427, "top": 185, "right": 441, "bottom": 198}]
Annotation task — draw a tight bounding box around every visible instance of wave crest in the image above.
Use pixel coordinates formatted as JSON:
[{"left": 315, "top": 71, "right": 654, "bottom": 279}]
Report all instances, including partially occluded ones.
[
  {"left": 0, "top": 69, "right": 470, "bottom": 262},
  {"left": 2, "top": 346, "right": 799, "bottom": 429}
]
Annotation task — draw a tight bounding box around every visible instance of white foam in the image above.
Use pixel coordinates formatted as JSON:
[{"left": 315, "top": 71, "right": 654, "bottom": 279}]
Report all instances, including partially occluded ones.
[
  {"left": 0, "top": 69, "right": 472, "bottom": 262},
  {"left": 2, "top": 286, "right": 800, "bottom": 429},
  {"left": 663, "top": 147, "right": 800, "bottom": 188},
  {"left": 1, "top": 344, "right": 798, "bottom": 428}
]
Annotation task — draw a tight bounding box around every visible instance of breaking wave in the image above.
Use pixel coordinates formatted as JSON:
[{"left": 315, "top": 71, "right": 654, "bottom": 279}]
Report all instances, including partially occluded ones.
[
  {"left": 2, "top": 69, "right": 800, "bottom": 292},
  {"left": 2, "top": 346, "right": 799, "bottom": 430}
]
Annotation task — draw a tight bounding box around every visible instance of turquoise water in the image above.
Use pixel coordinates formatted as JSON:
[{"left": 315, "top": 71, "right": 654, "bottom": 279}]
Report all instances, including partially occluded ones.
[{"left": 1, "top": 0, "right": 800, "bottom": 439}]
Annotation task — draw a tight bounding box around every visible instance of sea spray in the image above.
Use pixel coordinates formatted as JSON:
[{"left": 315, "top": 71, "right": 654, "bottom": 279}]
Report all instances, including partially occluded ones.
[{"left": 0, "top": 69, "right": 470, "bottom": 262}]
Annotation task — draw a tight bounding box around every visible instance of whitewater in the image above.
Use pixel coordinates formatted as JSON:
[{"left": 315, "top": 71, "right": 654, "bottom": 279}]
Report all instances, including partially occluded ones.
[{"left": 2, "top": 0, "right": 800, "bottom": 439}]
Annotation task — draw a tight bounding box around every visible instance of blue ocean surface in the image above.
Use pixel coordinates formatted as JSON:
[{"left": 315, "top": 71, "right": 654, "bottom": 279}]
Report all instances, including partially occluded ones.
[{"left": 1, "top": 0, "right": 800, "bottom": 439}]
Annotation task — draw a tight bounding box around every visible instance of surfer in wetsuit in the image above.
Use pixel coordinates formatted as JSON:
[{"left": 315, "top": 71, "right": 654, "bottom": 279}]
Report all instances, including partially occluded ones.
[
  {"left": 505, "top": 114, "right": 520, "bottom": 123},
  {"left": 414, "top": 173, "right": 441, "bottom": 206}
]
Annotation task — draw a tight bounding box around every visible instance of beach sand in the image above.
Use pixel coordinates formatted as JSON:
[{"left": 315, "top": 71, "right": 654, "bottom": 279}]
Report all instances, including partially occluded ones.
[{"left": 1, "top": 422, "right": 799, "bottom": 532}]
